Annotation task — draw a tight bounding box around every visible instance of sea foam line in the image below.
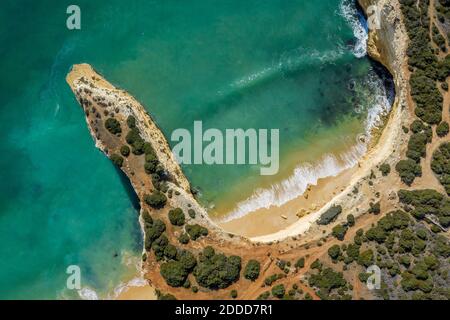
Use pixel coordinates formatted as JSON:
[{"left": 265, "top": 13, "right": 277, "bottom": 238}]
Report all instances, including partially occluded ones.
[{"left": 339, "top": 0, "right": 368, "bottom": 58}]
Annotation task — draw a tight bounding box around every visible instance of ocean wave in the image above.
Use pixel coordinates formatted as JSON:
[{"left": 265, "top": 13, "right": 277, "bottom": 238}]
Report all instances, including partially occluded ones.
[
  {"left": 108, "top": 276, "right": 148, "bottom": 299},
  {"left": 339, "top": 0, "right": 368, "bottom": 58}
]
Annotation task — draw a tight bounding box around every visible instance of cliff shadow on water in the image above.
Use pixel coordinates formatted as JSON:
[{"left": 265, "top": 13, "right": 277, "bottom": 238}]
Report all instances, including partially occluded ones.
[{"left": 114, "top": 166, "right": 141, "bottom": 212}]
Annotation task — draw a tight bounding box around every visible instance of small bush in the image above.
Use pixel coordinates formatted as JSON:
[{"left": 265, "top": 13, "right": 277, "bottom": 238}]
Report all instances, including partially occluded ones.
[
  {"left": 144, "top": 191, "right": 167, "bottom": 209},
  {"left": 332, "top": 224, "right": 348, "bottom": 241},
  {"left": 295, "top": 257, "right": 305, "bottom": 269},
  {"left": 168, "top": 208, "right": 185, "bottom": 226},
  {"left": 120, "top": 145, "right": 130, "bottom": 157},
  {"left": 396, "top": 159, "right": 422, "bottom": 186},
  {"left": 368, "top": 201, "right": 381, "bottom": 215},
  {"left": 188, "top": 209, "right": 196, "bottom": 219},
  {"left": 379, "top": 163, "right": 391, "bottom": 176},
  {"left": 127, "top": 115, "right": 136, "bottom": 128},
  {"left": 160, "top": 261, "right": 189, "bottom": 287},
  {"left": 178, "top": 233, "right": 190, "bottom": 245},
  {"left": 110, "top": 154, "right": 124, "bottom": 167},
  {"left": 271, "top": 284, "right": 285, "bottom": 298},
  {"left": 194, "top": 247, "right": 241, "bottom": 289},
  {"left": 105, "top": 117, "right": 121, "bottom": 134},
  {"left": 230, "top": 290, "right": 238, "bottom": 299},
  {"left": 431, "top": 142, "right": 450, "bottom": 195},
  {"left": 318, "top": 205, "right": 342, "bottom": 225},
  {"left": 346, "top": 214, "right": 355, "bottom": 227},
  {"left": 185, "top": 224, "right": 208, "bottom": 240},
  {"left": 244, "top": 260, "right": 261, "bottom": 281},
  {"left": 328, "top": 244, "right": 341, "bottom": 260},
  {"left": 436, "top": 122, "right": 449, "bottom": 137}
]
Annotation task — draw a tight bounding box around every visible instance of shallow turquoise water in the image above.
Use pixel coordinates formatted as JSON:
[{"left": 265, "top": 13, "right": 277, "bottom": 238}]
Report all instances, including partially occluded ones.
[{"left": 0, "top": 0, "right": 389, "bottom": 298}]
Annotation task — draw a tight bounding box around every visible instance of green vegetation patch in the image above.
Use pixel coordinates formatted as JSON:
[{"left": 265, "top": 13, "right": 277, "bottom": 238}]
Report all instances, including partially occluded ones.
[
  {"left": 105, "top": 117, "right": 122, "bottom": 134},
  {"left": 193, "top": 246, "right": 241, "bottom": 289},
  {"left": 144, "top": 190, "right": 167, "bottom": 209},
  {"left": 431, "top": 142, "right": 450, "bottom": 195},
  {"left": 244, "top": 260, "right": 261, "bottom": 281},
  {"left": 395, "top": 159, "right": 422, "bottom": 186},
  {"left": 185, "top": 224, "right": 208, "bottom": 240}
]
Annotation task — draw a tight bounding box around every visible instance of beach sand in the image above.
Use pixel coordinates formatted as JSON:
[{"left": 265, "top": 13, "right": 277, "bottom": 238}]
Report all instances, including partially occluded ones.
[{"left": 116, "top": 284, "right": 157, "bottom": 300}]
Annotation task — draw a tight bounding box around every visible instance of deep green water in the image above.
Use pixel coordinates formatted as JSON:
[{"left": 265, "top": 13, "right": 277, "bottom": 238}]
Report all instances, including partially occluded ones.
[{"left": 0, "top": 0, "right": 391, "bottom": 299}]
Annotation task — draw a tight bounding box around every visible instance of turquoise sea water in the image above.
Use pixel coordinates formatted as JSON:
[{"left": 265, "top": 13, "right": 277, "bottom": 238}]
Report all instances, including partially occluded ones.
[{"left": 0, "top": 0, "right": 391, "bottom": 299}]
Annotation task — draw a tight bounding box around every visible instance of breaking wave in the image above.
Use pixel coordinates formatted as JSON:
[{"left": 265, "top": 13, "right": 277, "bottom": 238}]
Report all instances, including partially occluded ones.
[{"left": 339, "top": 0, "right": 368, "bottom": 58}]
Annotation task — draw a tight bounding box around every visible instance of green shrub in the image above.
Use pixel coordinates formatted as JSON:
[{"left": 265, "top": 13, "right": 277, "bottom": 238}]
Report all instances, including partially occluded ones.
[
  {"left": 144, "top": 191, "right": 167, "bottom": 209},
  {"left": 120, "top": 145, "right": 130, "bottom": 157},
  {"left": 168, "top": 208, "right": 185, "bottom": 226},
  {"left": 317, "top": 205, "right": 342, "bottom": 225},
  {"left": 142, "top": 210, "right": 153, "bottom": 225},
  {"left": 346, "top": 214, "right": 355, "bottom": 227},
  {"left": 332, "top": 224, "right": 348, "bottom": 241},
  {"left": 194, "top": 247, "right": 241, "bottom": 289},
  {"left": 144, "top": 219, "right": 166, "bottom": 250},
  {"left": 105, "top": 117, "right": 121, "bottom": 134},
  {"left": 295, "top": 257, "right": 305, "bottom": 269},
  {"left": 271, "top": 284, "right": 285, "bottom": 298},
  {"left": 160, "top": 261, "right": 189, "bottom": 287},
  {"left": 368, "top": 201, "right": 381, "bottom": 215},
  {"left": 379, "top": 163, "right": 391, "bottom": 176},
  {"left": 431, "top": 143, "right": 450, "bottom": 195},
  {"left": 244, "top": 260, "right": 261, "bottom": 281},
  {"left": 257, "top": 291, "right": 270, "bottom": 300},
  {"left": 127, "top": 115, "right": 136, "bottom": 128},
  {"left": 176, "top": 249, "right": 197, "bottom": 272},
  {"left": 185, "top": 224, "right": 208, "bottom": 240},
  {"left": 188, "top": 209, "right": 196, "bottom": 219},
  {"left": 178, "top": 233, "right": 190, "bottom": 244},
  {"left": 264, "top": 274, "right": 284, "bottom": 286},
  {"left": 436, "top": 122, "right": 449, "bottom": 137},
  {"left": 308, "top": 267, "right": 347, "bottom": 294},
  {"left": 328, "top": 245, "right": 341, "bottom": 260},
  {"left": 230, "top": 290, "right": 238, "bottom": 299},
  {"left": 110, "top": 153, "right": 124, "bottom": 167},
  {"left": 396, "top": 159, "right": 422, "bottom": 186},
  {"left": 358, "top": 249, "right": 374, "bottom": 267}
]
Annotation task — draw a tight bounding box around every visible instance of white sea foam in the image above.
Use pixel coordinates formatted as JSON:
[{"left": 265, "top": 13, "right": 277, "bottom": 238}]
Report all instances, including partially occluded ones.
[
  {"left": 78, "top": 287, "right": 99, "bottom": 300},
  {"left": 109, "top": 276, "right": 148, "bottom": 299},
  {"left": 339, "top": 0, "right": 368, "bottom": 58},
  {"left": 230, "top": 48, "right": 345, "bottom": 91}
]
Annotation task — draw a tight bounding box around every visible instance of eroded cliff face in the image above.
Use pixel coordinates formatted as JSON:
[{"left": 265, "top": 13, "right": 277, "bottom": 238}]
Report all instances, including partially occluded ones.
[{"left": 358, "top": 0, "right": 408, "bottom": 81}]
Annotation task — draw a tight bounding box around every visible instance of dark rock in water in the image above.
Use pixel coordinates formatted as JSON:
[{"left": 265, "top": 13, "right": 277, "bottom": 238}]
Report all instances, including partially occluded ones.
[{"left": 113, "top": 253, "right": 118, "bottom": 258}]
